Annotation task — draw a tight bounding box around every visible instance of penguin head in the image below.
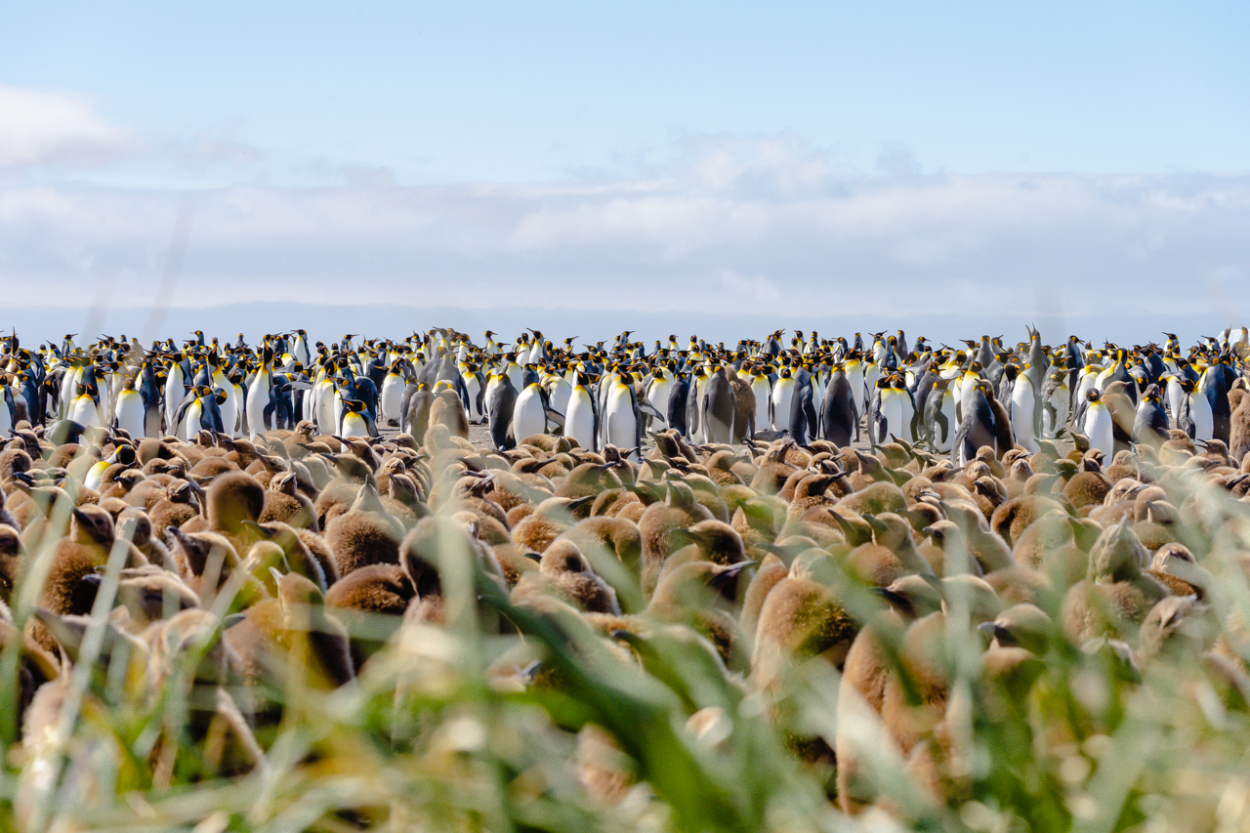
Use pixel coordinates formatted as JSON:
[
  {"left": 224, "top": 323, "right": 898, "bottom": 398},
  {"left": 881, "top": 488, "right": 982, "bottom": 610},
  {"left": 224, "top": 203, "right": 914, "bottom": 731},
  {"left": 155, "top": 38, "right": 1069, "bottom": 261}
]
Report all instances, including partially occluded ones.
[{"left": 1085, "top": 388, "right": 1103, "bottom": 404}]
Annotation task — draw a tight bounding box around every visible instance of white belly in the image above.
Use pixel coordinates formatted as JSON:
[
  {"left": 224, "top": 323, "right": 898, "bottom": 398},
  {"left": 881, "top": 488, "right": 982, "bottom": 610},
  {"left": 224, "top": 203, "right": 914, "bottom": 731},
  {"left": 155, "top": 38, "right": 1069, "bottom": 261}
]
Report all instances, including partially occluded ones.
[
  {"left": 512, "top": 388, "right": 547, "bottom": 441},
  {"left": 380, "top": 376, "right": 405, "bottom": 425},
  {"left": 68, "top": 396, "right": 100, "bottom": 429},
  {"left": 566, "top": 392, "right": 596, "bottom": 451},
  {"left": 114, "top": 391, "right": 147, "bottom": 438}
]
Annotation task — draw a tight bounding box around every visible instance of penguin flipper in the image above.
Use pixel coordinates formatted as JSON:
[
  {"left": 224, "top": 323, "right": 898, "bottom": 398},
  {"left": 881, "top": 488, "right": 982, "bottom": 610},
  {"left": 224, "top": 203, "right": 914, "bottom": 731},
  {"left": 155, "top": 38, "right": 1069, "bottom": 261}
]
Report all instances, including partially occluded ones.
[
  {"left": 543, "top": 407, "right": 565, "bottom": 430},
  {"left": 872, "top": 411, "right": 886, "bottom": 444},
  {"left": 172, "top": 393, "right": 196, "bottom": 429},
  {"left": 639, "top": 401, "right": 667, "bottom": 425}
]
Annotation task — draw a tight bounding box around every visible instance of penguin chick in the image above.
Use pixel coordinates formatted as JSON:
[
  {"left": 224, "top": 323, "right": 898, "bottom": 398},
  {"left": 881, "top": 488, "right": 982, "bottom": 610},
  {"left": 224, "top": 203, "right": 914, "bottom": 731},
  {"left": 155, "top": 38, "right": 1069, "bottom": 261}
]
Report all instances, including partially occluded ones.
[
  {"left": 400, "top": 516, "right": 506, "bottom": 628},
  {"left": 637, "top": 480, "right": 715, "bottom": 598},
  {"left": 1060, "top": 518, "right": 1169, "bottom": 644},
  {"left": 166, "top": 526, "right": 257, "bottom": 610},
  {"left": 324, "top": 501, "right": 402, "bottom": 579},
  {"left": 512, "top": 495, "right": 593, "bottom": 553},
  {"left": 260, "top": 471, "right": 318, "bottom": 530},
  {"left": 537, "top": 539, "right": 620, "bottom": 615},
  {"left": 325, "top": 563, "right": 415, "bottom": 671},
  {"left": 750, "top": 555, "right": 858, "bottom": 695},
  {"left": 844, "top": 512, "right": 933, "bottom": 587}
]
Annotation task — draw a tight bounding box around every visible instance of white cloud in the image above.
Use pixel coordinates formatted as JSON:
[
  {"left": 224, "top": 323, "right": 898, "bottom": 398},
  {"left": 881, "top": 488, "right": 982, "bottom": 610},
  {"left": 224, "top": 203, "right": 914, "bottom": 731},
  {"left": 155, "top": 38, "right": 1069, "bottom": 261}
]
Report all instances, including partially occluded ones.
[
  {"left": 0, "top": 134, "right": 1246, "bottom": 327},
  {"left": 0, "top": 86, "right": 136, "bottom": 168}
]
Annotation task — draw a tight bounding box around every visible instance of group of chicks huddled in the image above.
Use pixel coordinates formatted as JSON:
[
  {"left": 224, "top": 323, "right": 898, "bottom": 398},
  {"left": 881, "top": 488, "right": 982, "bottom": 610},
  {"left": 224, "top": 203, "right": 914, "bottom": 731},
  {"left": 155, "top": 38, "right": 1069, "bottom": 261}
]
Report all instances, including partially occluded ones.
[{"left": 3, "top": 331, "right": 1250, "bottom": 831}]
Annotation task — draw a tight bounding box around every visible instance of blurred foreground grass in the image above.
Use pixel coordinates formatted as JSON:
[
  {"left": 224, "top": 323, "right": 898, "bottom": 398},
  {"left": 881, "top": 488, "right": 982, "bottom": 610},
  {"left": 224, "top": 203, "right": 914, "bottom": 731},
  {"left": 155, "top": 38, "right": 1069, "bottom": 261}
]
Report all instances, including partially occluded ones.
[{"left": 6, "top": 454, "right": 1250, "bottom": 833}]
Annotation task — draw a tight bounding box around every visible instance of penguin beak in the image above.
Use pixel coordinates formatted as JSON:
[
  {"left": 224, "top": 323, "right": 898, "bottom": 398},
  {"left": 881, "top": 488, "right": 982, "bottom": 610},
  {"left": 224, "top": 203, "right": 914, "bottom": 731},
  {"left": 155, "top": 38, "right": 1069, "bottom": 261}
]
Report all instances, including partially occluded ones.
[{"left": 863, "top": 514, "right": 888, "bottom": 533}]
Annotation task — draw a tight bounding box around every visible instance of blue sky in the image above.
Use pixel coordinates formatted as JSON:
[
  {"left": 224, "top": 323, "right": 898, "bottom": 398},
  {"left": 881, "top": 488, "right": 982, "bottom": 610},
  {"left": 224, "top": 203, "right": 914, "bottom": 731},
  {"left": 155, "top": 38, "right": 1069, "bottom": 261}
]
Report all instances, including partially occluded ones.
[
  {"left": 4, "top": 0, "right": 1247, "bottom": 184},
  {"left": 1, "top": 1, "right": 1248, "bottom": 338}
]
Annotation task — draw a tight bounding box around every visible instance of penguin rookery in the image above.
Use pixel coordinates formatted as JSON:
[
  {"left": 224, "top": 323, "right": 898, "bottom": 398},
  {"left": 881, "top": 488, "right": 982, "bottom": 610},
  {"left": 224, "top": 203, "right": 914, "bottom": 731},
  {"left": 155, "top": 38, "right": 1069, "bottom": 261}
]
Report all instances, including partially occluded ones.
[{"left": 5, "top": 324, "right": 1250, "bottom": 832}]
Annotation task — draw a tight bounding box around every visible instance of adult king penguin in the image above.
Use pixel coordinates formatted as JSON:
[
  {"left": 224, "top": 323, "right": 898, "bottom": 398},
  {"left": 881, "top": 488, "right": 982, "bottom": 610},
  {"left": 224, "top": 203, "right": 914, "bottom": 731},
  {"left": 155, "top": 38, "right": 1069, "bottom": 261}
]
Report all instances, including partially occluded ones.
[
  {"left": 819, "top": 364, "right": 857, "bottom": 447},
  {"left": 565, "top": 371, "right": 599, "bottom": 451},
  {"left": 1080, "top": 388, "right": 1115, "bottom": 458}
]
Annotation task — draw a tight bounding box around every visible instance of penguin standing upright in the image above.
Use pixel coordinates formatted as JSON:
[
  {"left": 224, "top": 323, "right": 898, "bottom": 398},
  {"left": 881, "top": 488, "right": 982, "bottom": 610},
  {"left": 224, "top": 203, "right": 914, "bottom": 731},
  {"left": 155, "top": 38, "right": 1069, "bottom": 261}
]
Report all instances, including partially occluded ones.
[
  {"left": 292, "top": 329, "right": 311, "bottom": 367},
  {"left": 770, "top": 367, "right": 796, "bottom": 433},
  {"left": 379, "top": 360, "right": 408, "bottom": 427},
  {"left": 403, "top": 382, "right": 435, "bottom": 441},
  {"left": 137, "top": 360, "right": 163, "bottom": 437},
  {"left": 666, "top": 371, "right": 690, "bottom": 438},
  {"left": 175, "top": 386, "right": 226, "bottom": 439},
  {"left": 1177, "top": 378, "right": 1213, "bottom": 442},
  {"left": 112, "top": 375, "right": 147, "bottom": 438},
  {"left": 338, "top": 398, "right": 378, "bottom": 438},
  {"left": 565, "top": 371, "right": 599, "bottom": 451},
  {"left": 952, "top": 380, "right": 998, "bottom": 465},
  {"left": 245, "top": 347, "right": 277, "bottom": 439},
  {"left": 486, "top": 373, "right": 519, "bottom": 450},
  {"left": 604, "top": 371, "right": 662, "bottom": 460},
  {"left": 890, "top": 374, "right": 916, "bottom": 443},
  {"left": 1007, "top": 366, "right": 1040, "bottom": 452},
  {"left": 871, "top": 376, "right": 900, "bottom": 444},
  {"left": 67, "top": 372, "right": 102, "bottom": 429},
  {"left": 1040, "top": 366, "right": 1071, "bottom": 439},
  {"left": 788, "top": 372, "right": 817, "bottom": 445},
  {"left": 1132, "top": 384, "right": 1170, "bottom": 448},
  {"left": 512, "top": 381, "right": 560, "bottom": 442},
  {"left": 544, "top": 370, "right": 572, "bottom": 419},
  {"left": 844, "top": 353, "right": 866, "bottom": 422},
  {"left": 819, "top": 364, "right": 858, "bottom": 447},
  {"left": 702, "top": 367, "right": 736, "bottom": 444},
  {"left": 1080, "top": 388, "right": 1115, "bottom": 457},
  {"left": 462, "top": 362, "right": 487, "bottom": 423},
  {"left": 1025, "top": 325, "right": 1048, "bottom": 390},
  {"left": 163, "top": 353, "right": 188, "bottom": 431},
  {"left": 1204, "top": 360, "right": 1232, "bottom": 444},
  {"left": 923, "top": 377, "right": 958, "bottom": 453},
  {"left": 208, "top": 354, "right": 240, "bottom": 437}
]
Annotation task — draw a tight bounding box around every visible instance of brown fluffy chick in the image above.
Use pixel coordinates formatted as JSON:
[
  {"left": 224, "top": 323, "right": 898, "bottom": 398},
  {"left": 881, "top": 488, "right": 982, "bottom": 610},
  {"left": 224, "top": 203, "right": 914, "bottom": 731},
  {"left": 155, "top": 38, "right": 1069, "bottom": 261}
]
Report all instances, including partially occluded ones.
[
  {"left": 260, "top": 471, "right": 318, "bottom": 530},
  {"left": 325, "top": 563, "right": 415, "bottom": 671},
  {"left": 1060, "top": 517, "right": 1170, "bottom": 645},
  {"left": 535, "top": 539, "right": 620, "bottom": 615}
]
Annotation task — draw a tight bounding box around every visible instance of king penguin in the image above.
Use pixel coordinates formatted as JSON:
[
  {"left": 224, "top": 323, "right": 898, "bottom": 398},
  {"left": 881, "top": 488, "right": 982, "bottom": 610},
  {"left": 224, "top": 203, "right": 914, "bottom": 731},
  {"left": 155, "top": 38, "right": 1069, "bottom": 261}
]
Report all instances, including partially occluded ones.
[
  {"left": 379, "top": 359, "right": 407, "bottom": 427},
  {"left": 487, "top": 373, "right": 519, "bottom": 450},
  {"left": 819, "top": 363, "right": 858, "bottom": 447},
  {"left": 1006, "top": 365, "right": 1040, "bottom": 452},
  {"left": 512, "top": 380, "right": 563, "bottom": 442},
  {"left": 338, "top": 398, "right": 378, "bottom": 438},
  {"left": 245, "top": 346, "right": 277, "bottom": 439},
  {"left": 770, "top": 367, "right": 796, "bottom": 433},
  {"left": 952, "top": 379, "right": 998, "bottom": 465},
  {"left": 112, "top": 375, "right": 147, "bottom": 438},
  {"left": 1080, "top": 388, "right": 1115, "bottom": 458},
  {"left": 565, "top": 370, "right": 599, "bottom": 451},
  {"left": 1132, "top": 384, "right": 1170, "bottom": 448},
  {"left": 702, "top": 366, "right": 736, "bottom": 444},
  {"left": 604, "top": 370, "right": 661, "bottom": 461}
]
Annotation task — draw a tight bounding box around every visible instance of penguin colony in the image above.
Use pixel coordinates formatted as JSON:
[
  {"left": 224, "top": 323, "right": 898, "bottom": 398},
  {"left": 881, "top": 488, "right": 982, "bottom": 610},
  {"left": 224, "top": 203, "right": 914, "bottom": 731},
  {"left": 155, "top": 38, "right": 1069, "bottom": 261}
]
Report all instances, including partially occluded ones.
[{"left": 5, "top": 325, "right": 1250, "bottom": 830}]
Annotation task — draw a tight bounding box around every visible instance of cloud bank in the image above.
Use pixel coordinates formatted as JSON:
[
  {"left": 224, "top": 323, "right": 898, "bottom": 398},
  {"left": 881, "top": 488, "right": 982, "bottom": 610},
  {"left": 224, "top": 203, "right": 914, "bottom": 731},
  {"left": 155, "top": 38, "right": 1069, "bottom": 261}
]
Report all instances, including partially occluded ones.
[{"left": 0, "top": 92, "right": 1247, "bottom": 332}]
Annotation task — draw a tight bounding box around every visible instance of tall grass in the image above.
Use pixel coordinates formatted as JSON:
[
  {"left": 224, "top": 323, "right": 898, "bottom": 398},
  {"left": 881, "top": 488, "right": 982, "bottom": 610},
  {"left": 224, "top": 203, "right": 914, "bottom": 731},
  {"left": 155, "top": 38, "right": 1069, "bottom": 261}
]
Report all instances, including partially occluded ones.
[{"left": 3, "top": 453, "right": 1250, "bottom": 833}]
